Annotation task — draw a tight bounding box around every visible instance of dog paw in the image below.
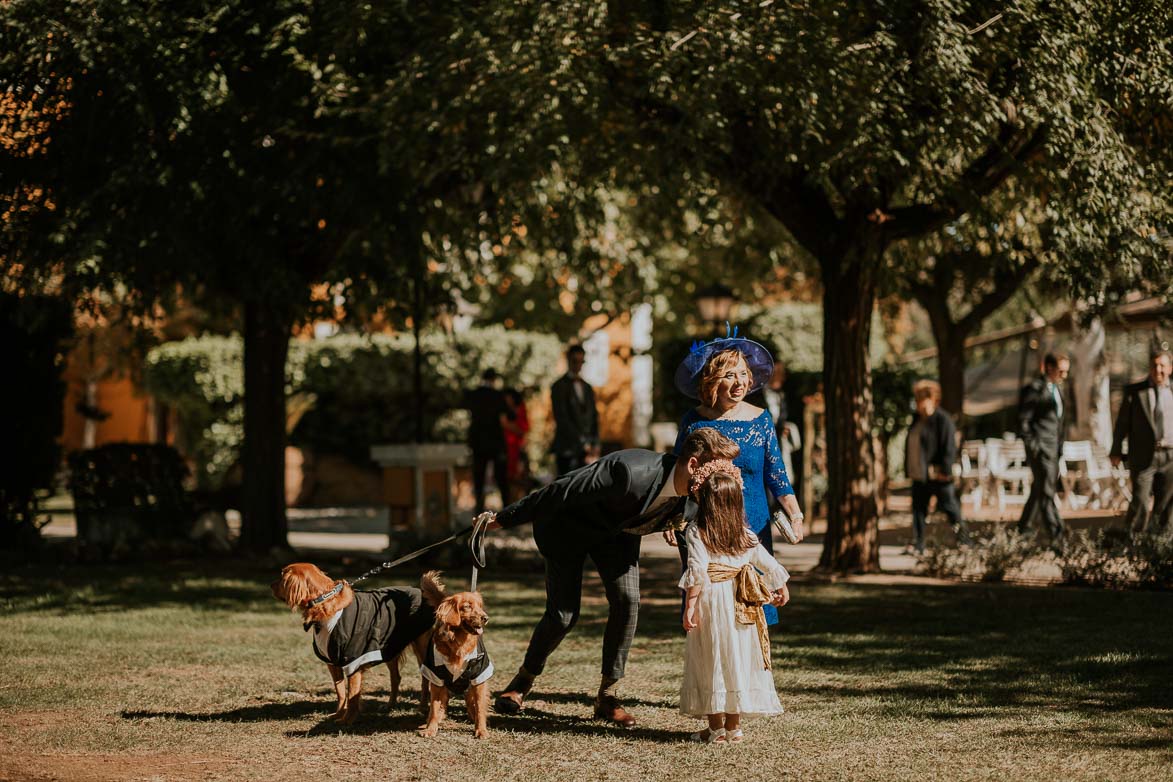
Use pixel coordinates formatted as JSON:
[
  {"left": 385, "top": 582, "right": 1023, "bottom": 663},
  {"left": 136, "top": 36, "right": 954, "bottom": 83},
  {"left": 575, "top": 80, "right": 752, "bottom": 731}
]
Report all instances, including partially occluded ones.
[
  {"left": 474, "top": 728, "right": 489, "bottom": 739},
  {"left": 418, "top": 726, "right": 439, "bottom": 738}
]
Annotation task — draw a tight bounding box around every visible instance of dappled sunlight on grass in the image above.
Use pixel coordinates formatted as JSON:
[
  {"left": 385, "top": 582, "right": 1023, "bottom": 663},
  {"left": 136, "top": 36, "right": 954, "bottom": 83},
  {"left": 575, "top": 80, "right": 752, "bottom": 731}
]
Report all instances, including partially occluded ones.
[{"left": 1, "top": 551, "right": 1170, "bottom": 780}]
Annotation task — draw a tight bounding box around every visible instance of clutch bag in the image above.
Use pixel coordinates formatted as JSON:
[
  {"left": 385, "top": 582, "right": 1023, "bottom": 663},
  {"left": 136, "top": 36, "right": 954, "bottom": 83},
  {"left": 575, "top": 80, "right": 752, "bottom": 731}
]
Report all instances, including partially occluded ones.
[{"left": 772, "top": 509, "right": 800, "bottom": 545}]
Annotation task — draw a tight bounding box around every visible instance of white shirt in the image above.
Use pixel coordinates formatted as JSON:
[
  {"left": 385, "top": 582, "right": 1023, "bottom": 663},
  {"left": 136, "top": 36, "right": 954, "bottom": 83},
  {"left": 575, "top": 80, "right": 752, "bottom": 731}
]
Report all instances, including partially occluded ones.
[
  {"left": 646, "top": 463, "right": 681, "bottom": 515},
  {"left": 1155, "top": 384, "right": 1173, "bottom": 444}
]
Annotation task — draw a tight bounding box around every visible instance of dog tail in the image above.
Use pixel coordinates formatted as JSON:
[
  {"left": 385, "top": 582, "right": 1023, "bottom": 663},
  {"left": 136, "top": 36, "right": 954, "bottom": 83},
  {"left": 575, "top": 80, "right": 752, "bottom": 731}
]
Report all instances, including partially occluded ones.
[{"left": 420, "top": 570, "right": 447, "bottom": 607}]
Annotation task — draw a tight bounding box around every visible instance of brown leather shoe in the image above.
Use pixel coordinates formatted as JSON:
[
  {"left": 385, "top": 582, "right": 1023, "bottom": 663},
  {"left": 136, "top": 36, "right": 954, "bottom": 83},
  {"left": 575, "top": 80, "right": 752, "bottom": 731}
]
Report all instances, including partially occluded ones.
[
  {"left": 494, "top": 690, "right": 525, "bottom": 714},
  {"left": 593, "top": 695, "right": 636, "bottom": 728}
]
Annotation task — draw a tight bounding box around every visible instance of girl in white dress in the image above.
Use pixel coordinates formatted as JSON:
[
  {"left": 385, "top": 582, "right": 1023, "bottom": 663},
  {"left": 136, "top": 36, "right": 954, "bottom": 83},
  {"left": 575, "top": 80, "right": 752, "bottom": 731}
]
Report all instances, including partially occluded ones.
[{"left": 679, "top": 460, "right": 790, "bottom": 743}]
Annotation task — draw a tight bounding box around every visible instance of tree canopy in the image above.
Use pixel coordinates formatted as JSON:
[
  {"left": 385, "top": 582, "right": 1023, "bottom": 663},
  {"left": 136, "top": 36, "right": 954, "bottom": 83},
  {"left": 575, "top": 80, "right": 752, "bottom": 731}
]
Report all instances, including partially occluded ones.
[
  {"left": 3, "top": 0, "right": 1169, "bottom": 566},
  {"left": 590, "top": 0, "right": 1171, "bottom": 570}
]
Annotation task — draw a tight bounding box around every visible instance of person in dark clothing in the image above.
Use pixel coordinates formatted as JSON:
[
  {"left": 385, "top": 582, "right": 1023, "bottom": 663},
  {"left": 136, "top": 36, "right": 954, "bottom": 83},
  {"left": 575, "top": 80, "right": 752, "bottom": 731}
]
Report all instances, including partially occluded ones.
[
  {"left": 464, "top": 368, "right": 512, "bottom": 514},
  {"left": 550, "top": 344, "right": 600, "bottom": 476},
  {"left": 1018, "top": 352, "right": 1070, "bottom": 549},
  {"left": 1110, "top": 351, "right": 1173, "bottom": 534},
  {"left": 904, "top": 380, "right": 969, "bottom": 553},
  {"left": 483, "top": 427, "right": 748, "bottom": 729}
]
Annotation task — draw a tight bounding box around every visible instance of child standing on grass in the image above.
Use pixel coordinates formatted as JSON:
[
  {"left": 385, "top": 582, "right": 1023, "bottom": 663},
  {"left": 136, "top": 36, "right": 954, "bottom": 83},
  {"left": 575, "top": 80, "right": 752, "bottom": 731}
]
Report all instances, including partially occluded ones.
[{"left": 679, "top": 460, "right": 790, "bottom": 743}]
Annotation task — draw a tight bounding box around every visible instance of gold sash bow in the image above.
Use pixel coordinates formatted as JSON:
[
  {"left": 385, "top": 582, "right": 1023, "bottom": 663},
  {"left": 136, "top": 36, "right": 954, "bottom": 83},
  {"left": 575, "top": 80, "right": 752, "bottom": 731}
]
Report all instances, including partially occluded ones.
[{"left": 706, "top": 563, "right": 773, "bottom": 670}]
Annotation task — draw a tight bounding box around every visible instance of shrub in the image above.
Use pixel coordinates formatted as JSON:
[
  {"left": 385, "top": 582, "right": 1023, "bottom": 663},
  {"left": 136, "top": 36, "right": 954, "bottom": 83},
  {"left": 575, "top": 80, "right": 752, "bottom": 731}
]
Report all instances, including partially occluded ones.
[
  {"left": 1129, "top": 530, "right": 1173, "bottom": 589},
  {"left": 1058, "top": 529, "right": 1173, "bottom": 589},
  {"left": 66, "top": 444, "right": 195, "bottom": 557},
  {"left": 917, "top": 527, "right": 1038, "bottom": 582},
  {"left": 143, "top": 328, "right": 563, "bottom": 486},
  {"left": 976, "top": 526, "right": 1037, "bottom": 581}
]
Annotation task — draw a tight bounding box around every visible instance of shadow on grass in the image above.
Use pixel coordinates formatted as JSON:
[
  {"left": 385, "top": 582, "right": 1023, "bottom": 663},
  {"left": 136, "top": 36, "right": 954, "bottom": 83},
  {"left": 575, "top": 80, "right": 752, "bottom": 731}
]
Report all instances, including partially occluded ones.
[
  {"left": 278, "top": 705, "right": 685, "bottom": 742},
  {"left": 122, "top": 701, "right": 328, "bottom": 723},
  {"left": 14, "top": 552, "right": 1173, "bottom": 737}
]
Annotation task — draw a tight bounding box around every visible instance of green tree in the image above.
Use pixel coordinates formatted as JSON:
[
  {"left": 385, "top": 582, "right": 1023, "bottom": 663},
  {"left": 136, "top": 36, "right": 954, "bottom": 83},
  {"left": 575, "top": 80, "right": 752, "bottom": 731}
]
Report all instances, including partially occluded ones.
[
  {"left": 602, "top": 0, "right": 1171, "bottom": 571},
  {"left": 889, "top": 193, "right": 1047, "bottom": 420},
  {"left": 2, "top": 1, "right": 404, "bottom": 550}
]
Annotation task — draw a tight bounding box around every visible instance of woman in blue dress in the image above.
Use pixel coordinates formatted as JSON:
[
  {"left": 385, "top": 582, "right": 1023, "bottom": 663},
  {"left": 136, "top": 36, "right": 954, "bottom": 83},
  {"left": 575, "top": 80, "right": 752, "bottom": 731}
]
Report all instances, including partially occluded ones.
[{"left": 671, "top": 332, "right": 804, "bottom": 625}]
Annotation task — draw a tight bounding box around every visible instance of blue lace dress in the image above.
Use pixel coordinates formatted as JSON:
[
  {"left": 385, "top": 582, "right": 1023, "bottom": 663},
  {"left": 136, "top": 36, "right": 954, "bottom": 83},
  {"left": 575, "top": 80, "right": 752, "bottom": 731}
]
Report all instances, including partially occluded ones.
[{"left": 674, "top": 408, "right": 795, "bottom": 625}]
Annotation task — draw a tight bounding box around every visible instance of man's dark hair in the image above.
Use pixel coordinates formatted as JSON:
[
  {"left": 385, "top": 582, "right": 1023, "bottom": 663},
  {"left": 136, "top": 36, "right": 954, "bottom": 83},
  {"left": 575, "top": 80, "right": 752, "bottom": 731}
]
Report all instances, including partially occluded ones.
[
  {"left": 481, "top": 368, "right": 500, "bottom": 381},
  {"left": 566, "top": 344, "right": 586, "bottom": 358},
  {"left": 1152, "top": 350, "right": 1172, "bottom": 365},
  {"left": 679, "top": 427, "right": 740, "bottom": 462},
  {"left": 1043, "top": 352, "right": 1069, "bottom": 369}
]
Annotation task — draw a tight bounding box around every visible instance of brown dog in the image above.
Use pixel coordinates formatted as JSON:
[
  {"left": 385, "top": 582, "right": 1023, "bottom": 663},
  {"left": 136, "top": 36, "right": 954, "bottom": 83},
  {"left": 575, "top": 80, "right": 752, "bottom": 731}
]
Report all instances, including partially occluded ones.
[
  {"left": 272, "top": 563, "right": 434, "bottom": 724},
  {"left": 417, "top": 571, "right": 492, "bottom": 739}
]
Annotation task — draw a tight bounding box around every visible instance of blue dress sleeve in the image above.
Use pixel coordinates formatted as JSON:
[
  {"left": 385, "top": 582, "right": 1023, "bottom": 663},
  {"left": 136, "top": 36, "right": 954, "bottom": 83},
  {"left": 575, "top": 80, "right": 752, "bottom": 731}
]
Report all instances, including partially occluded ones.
[{"left": 762, "top": 412, "right": 795, "bottom": 498}]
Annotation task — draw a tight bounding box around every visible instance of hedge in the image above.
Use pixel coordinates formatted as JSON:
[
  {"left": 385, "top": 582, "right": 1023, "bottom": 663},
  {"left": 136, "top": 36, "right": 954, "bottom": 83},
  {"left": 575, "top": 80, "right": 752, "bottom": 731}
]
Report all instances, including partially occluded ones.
[{"left": 143, "top": 328, "right": 563, "bottom": 487}]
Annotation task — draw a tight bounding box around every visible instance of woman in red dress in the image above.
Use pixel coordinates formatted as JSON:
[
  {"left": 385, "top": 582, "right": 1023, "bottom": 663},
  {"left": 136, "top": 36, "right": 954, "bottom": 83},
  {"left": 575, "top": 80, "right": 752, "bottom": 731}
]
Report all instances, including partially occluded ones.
[{"left": 503, "top": 388, "right": 531, "bottom": 488}]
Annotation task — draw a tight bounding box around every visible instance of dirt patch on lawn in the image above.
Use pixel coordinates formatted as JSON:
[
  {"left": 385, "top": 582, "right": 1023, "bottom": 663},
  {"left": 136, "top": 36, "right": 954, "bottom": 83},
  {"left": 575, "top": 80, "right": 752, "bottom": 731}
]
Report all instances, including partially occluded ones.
[{"left": 0, "top": 754, "right": 237, "bottom": 782}]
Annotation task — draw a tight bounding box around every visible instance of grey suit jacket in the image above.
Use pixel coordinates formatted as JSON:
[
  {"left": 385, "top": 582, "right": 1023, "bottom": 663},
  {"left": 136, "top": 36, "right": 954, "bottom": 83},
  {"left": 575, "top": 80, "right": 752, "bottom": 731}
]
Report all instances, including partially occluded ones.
[
  {"left": 1111, "top": 378, "right": 1163, "bottom": 470},
  {"left": 1019, "top": 376, "right": 1065, "bottom": 459}
]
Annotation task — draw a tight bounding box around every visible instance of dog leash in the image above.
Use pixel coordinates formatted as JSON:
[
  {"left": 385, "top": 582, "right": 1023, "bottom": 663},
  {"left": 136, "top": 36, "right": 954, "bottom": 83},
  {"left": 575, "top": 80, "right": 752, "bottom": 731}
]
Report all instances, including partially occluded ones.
[
  {"left": 468, "top": 511, "right": 489, "bottom": 592},
  {"left": 345, "top": 511, "right": 493, "bottom": 590}
]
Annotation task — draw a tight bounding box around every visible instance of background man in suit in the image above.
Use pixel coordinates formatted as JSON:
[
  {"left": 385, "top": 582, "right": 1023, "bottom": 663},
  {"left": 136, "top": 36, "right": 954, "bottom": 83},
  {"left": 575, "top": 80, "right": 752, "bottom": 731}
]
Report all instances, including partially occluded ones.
[
  {"left": 550, "top": 344, "right": 599, "bottom": 476},
  {"left": 483, "top": 428, "right": 782, "bottom": 728},
  {"left": 904, "top": 380, "right": 969, "bottom": 553},
  {"left": 464, "top": 368, "right": 512, "bottom": 514},
  {"left": 1110, "top": 351, "right": 1173, "bottom": 534},
  {"left": 1018, "top": 352, "right": 1070, "bottom": 549}
]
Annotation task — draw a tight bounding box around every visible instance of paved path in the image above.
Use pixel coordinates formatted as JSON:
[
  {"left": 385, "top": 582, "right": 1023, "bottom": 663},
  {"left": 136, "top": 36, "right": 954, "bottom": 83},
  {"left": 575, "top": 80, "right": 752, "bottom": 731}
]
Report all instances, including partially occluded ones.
[{"left": 45, "top": 503, "right": 1122, "bottom": 584}]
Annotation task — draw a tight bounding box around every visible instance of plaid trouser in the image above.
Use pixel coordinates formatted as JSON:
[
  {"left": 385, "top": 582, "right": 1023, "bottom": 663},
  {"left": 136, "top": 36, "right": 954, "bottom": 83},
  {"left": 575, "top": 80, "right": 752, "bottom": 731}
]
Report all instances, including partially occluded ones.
[{"left": 523, "top": 528, "right": 642, "bottom": 681}]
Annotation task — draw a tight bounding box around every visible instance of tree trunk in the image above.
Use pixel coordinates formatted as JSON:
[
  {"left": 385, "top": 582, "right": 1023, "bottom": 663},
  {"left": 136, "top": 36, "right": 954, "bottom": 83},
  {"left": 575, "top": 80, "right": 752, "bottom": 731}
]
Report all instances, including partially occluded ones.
[
  {"left": 240, "top": 300, "right": 292, "bottom": 553},
  {"left": 937, "top": 328, "right": 968, "bottom": 422},
  {"left": 818, "top": 248, "right": 881, "bottom": 573}
]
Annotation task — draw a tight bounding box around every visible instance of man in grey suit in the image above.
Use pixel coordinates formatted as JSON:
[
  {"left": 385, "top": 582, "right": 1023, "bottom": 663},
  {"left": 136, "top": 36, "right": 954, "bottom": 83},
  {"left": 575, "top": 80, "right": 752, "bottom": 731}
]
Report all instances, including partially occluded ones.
[
  {"left": 1018, "top": 352, "right": 1070, "bottom": 549},
  {"left": 1110, "top": 351, "right": 1173, "bottom": 534},
  {"left": 550, "top": 344, "right": 600, "bottom": 476}
]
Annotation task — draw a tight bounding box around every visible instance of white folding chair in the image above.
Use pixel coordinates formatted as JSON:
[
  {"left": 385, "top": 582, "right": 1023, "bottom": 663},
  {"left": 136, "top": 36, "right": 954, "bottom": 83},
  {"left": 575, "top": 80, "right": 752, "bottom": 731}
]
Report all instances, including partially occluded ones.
[
  {"left": 989, "top": 438, "right": 1032, "bottom": 512},
  {"left": 958, "top": 440, "right": 987, "bottom": 509}
]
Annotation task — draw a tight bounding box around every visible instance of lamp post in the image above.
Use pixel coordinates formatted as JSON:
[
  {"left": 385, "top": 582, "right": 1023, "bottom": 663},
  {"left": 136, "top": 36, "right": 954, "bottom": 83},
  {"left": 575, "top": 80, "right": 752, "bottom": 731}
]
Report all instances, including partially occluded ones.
[{"left": 694, "top": 282, "right": 737, "bottom": 331}]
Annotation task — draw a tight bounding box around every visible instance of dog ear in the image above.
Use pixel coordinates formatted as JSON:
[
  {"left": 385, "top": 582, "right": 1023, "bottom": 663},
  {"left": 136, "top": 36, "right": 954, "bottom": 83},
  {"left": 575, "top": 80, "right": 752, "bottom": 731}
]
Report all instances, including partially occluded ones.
[
  {"left": 420, "top": 570, "right": 448, "bottom": 608},
  {"left": 279, "top": 566, "right": 310, "bottom": 609},
  {"left": 435, "top": 595, "right": 462, "bottom": 626}
]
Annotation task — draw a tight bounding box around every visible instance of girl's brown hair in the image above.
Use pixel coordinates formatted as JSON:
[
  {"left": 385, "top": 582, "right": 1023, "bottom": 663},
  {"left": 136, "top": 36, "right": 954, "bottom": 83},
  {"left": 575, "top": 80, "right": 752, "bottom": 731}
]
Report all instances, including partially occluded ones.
[
  {"left": 695, "top": 471, "right": 757, "bottom": 557},
  {"left": 698, "top": 348, "right": 749, "bottom": 408}
]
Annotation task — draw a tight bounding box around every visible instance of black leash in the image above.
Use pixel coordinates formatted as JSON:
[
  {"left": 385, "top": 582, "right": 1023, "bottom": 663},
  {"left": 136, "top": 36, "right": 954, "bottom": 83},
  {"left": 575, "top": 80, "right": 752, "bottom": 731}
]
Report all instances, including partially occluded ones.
[{"left": 341, "top": 511, "right": 492, "bottom": 591}]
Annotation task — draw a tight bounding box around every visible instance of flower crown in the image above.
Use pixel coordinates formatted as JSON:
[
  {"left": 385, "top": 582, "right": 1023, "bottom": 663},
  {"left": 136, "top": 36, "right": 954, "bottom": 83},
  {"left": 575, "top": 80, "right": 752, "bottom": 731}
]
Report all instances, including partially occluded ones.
[{"left": 688, "top": 459, "right": 743, "bottom": 496}]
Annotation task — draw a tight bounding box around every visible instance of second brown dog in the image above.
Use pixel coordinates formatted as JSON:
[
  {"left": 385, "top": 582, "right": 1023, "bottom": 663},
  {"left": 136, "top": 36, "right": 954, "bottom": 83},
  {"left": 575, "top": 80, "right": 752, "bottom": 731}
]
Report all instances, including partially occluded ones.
[{"left": 417, "top": 571, "right": 493, "bottom": 739}]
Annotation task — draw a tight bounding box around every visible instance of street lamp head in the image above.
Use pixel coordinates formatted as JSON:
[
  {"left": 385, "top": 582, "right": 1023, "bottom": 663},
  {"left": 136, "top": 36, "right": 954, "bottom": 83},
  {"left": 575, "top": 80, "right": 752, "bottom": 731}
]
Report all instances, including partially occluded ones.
[{"left": 694, "top": 282, "right": 737, "bottom": 324}]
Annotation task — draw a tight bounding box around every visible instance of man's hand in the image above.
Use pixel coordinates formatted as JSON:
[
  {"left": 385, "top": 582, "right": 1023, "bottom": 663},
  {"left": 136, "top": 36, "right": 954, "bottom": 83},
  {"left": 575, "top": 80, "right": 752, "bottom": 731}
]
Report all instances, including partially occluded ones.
[
  {"left": 475, "top": 511, "right": 501, "bottom": 531},
  {"left": 770, "top": 583, "right": 790, "bottom": 608},
  {"left": 662, "top": 529, "right": 678, "bottom": 546}
]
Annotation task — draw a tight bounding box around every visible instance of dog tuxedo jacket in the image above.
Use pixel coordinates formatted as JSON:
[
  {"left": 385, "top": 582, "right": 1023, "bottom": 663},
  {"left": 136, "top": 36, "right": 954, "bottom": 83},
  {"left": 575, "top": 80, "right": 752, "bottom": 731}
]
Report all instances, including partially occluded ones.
[
  {"left": 310, "top": 587, "right": 434, "bottom": 677},
  {"left": 420, "top": 637, "right": 494, "bottom": 695}
]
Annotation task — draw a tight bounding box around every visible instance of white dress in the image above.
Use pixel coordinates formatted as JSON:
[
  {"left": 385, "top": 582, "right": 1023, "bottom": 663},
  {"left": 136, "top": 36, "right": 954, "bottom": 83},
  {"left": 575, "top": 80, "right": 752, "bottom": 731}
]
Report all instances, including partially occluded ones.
[{"left": 678, "top": 521, "right": 789, "bottom": 718}]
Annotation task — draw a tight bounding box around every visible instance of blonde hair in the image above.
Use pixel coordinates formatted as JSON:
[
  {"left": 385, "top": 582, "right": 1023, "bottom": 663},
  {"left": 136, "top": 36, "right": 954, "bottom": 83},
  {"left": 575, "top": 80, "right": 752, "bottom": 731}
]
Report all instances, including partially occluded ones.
[
  {"left": 694, "top": 471, "right": 757, "bottom": 557},
  {"left": 698, "top": 349, "right": 748, "bottom": 408}
]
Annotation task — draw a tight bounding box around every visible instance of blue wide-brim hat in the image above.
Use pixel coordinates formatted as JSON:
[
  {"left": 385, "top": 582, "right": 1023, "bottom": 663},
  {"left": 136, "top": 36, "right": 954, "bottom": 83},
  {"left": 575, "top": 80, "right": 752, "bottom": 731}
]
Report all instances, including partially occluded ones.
[{"left": 674, "top": 325, "right": 775, "bottom": 400}]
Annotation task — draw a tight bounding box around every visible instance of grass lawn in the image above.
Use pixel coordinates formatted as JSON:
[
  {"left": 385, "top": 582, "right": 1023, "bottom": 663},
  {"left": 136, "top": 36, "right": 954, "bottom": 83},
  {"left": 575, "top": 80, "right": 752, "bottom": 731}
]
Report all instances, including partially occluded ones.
[{"left": 0, "top": 549, "right": 1170, "bottom": 782}]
